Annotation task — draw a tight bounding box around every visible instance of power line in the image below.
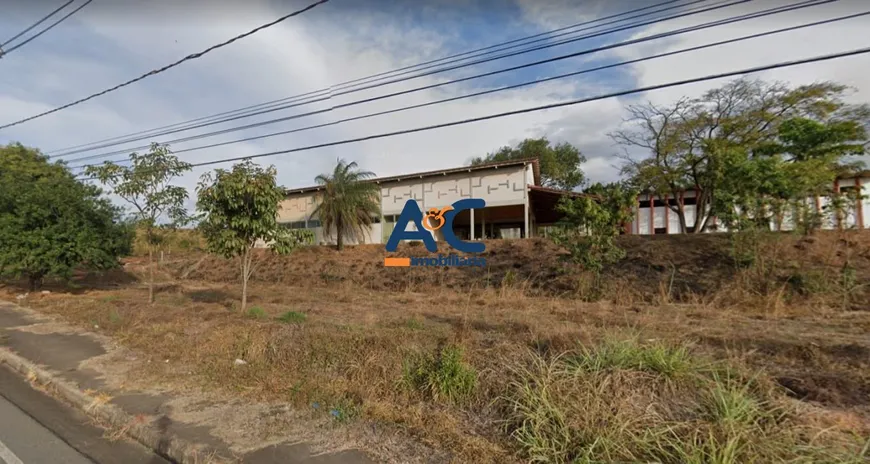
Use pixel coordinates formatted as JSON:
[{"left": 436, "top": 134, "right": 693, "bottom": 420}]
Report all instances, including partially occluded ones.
[
  {"left": 58, "top": 0, "right": 749, "bottom": 157},
  {"left": 46, "top": 0, "right": 701, "bottom": 156},
  {"left": 0, "top": 0, "right": 329, "bottom": 130},
  {"left": 63, "top": 0, "right": 834, "bottom": 165},
  {"left": 0, "top": 0, "right": 93, "bottom": 58},
  {"left": 67, "top": 8, "right": 869, "bottom": 170},
  {"left": 0, "top": 0, "right": 75, "bottom": 48},
  {"left": 51, "top": 0, "right": 739, "bottom": 158},
  {"left": 75, "top": 46, "right": 870, "bottom": 182}
]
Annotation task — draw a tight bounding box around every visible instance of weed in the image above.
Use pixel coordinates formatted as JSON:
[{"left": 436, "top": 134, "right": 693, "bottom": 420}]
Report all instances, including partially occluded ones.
[
  {"left": 404, "top": 317, "right": 424, "bottom": 330},
  {"left": 787, "top": 269, "right": 828, "bottom": 295},
  {"left": 328, "top": 396, "right": 360, "bottom": 423},
  {"left": 246, "top": 306, "right": 266, "bottom": 319},
  {"left": 567, "top": 336, "right": 697, "bottom": 379},
  {"left": 503, "top": 343, "right": 862, "bottom": 464},
  {"left": 108, "top": 310, "right": 122, "bottom": 324},
  {"left": 402, "top": 344, "right": 477, "bottom": 404},
  {"left": 501, "top": 269, "right": 517, "bottom": 288},
  {"left": 277, "top": 310, "right": 306, "bottom": 323}
]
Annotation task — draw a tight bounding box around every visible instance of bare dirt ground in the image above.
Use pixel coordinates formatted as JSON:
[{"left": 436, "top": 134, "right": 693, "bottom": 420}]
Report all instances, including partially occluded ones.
[{"left": 3, "top": 232, "right": 870, "bottom": 462}]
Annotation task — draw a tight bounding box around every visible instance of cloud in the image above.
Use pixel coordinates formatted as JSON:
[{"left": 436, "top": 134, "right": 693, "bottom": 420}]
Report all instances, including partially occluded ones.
[
  {"left": 1, "top": 0, "right": 867, "bottom": 211},
  {"left": 539, "top": 0, "right": 870, "bottom": 178}
]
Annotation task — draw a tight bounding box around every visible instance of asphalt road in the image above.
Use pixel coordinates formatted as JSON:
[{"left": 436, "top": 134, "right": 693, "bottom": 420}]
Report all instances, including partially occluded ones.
[
  {"left": 0, "top": 394, "right": 93, "bottom": 464},
  {"left": 0, "top": 366, "right": 169, "bottom": 464}
]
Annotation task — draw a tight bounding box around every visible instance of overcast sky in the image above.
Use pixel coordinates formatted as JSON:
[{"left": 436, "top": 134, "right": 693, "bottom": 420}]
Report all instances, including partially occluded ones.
[{"left": 1, "top": 0, "right": 868, "bottom": 209}]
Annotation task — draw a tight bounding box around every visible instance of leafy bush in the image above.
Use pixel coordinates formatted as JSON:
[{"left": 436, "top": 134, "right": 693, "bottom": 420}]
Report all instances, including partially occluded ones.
[
  {"left": 551, "top": 182, "right": 636, "bottom": 275},
  {"left": 0, "top": 143, "right": 134, "bottom": 290}
]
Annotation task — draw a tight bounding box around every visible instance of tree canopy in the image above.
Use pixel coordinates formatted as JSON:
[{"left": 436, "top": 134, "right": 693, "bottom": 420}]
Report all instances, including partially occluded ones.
[
  {"left": 85, "top": 142, "right": 191, "bottom": 303},
  {"left": 197, "top": 160, "right": 311, "bottom": 311},
  {"left": 0, "top": 143, "right": 133, "bottom": 289},
  {"left": 613, "top": 78, "right": 868, "bottom": 233},
  {"left": 471, "top": 137, "right": 586, "bottom": 190}
]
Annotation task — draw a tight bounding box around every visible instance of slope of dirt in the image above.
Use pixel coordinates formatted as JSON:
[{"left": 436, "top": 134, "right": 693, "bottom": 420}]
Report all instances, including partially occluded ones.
[{"left": 168, "top": 231, "right": 870, "bottom": 307}]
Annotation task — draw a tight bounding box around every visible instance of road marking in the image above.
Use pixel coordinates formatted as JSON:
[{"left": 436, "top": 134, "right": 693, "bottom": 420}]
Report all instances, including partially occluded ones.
[{"left": 0, "top": 438, "right": 23, "bottom": 464}]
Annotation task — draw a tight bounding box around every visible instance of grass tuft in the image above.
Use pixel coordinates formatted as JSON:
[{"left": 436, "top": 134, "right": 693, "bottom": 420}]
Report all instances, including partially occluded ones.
[
  {"left": 402, "top": 344, "right": 477, "bottom": 404},
  {"left": 277, "top": 310, "right": 306, "bottom": 323},
  {"left": 246, "top": 306, "right": 267, "bottom": 319},
  {"left": 502, "top": 339, "right": 865, "bottom": 464},
  {"left": 404, "top": 316, "right": 424, "bottom": 330},
  {"left": 567, "top": 335, "right": 697, "bottom": 379}
]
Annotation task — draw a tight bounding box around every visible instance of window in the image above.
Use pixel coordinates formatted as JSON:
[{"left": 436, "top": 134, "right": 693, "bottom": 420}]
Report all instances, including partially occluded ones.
[
  {"left": 308, "top": 219, "right": 321, "bottom": 228},
  {"left": 279, "top": 221, "right": 306, "bottom": 229}
]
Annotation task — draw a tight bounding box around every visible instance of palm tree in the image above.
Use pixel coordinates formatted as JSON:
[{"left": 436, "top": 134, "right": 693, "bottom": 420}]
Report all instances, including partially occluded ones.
[{"left": 311, "top": 159, "right": 380, "bottom": 250}]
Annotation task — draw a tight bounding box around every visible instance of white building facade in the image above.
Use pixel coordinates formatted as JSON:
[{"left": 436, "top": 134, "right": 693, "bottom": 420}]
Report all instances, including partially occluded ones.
[
  {"left": 278, "top": 159, "right": 563, "bottom": 246},
  {"left": 628, "top": 173, "right": 870, "bottom": 234}
]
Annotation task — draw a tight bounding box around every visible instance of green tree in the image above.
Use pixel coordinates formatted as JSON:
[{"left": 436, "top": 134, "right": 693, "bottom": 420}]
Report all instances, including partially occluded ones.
[
  {"left": 551, "top": 182, "right": 636, "bottom": 277},
  {"left": 311, "top": 159, "right": 380, "bottom": 251},
  {"left": 85, "top": 143, "right": 191, "bottom": 304},
  {"left": 471, "top": 137, "right": 586, "bottom": 190},
  {"left": 719, "top": 116, "right": 866, "bottom": 233},
  {"left": 614, "top": 79, "right": 867, "bottom": 233},
  {"left": 0, "top": 143, "right": 133, "bottom": 290},
  {"left": 196, "top": 160, "right": 311, "bottom": 311}
]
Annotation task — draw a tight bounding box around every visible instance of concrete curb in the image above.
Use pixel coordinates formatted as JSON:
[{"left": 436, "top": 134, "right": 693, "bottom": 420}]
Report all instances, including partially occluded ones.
[{"left": 0, "top": 346, "right": 231, "bottom": 464}]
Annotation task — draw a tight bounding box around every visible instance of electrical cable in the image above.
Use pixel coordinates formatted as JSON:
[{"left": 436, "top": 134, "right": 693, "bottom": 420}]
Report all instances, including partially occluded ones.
[
  {"left": 0, "top": 0, "right": 329, "bottom": 130},
  {"left": 74, "top": 46, "right": 870, "bottom": 181},
  {"left": 63, "top": 0, "right": 835, "bottom": 165},
  {"left": 65, "top": 9, "right": 869, "bottom": 170},
  {"left": 0, "top": 0, "right": 75, "bottom": 48},
  {"left": 45, "top": 0, "right": 702, "bottom": 155},
  {"left": 56, "top": 0, "right": 746, "bottom": 156},
  {"left": 1, "top": 0, "right": 93, "bottom": 58}
]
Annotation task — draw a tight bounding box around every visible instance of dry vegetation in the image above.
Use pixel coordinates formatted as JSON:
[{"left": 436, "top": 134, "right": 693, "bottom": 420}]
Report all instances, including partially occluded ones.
[{"left": 3, "top": 231, "right": 870, "bottom": 462}]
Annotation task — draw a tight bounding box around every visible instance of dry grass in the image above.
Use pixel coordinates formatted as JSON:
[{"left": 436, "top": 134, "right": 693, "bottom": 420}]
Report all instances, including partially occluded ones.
[
  {"left": 502, "top": 339, "right": 867, "bottom": 463},
  {"left": 2, "top": 231, "right": 870, "bottom": 462},
  {"left": 5, "top": 276, "right": 868, "bottom": 462}
]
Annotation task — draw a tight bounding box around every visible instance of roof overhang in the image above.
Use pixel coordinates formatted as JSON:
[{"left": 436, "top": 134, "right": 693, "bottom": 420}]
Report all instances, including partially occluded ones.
[
  {"left": 285, "top": 158, "right": 541, "bottom": 196},
  {"left": 528, "top": 185, "right": 597, "bottom": 224}
]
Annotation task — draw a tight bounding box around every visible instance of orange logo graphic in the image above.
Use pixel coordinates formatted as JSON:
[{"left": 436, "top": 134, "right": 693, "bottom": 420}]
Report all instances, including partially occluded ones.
[{"left": 421, "top": 206, "right": 454, "bottom": 231}]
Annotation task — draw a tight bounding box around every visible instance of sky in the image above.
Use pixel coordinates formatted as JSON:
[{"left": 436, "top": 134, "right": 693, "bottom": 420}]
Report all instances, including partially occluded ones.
[{"left": 1, "top": 0, "right": 869, "bottom": 210}]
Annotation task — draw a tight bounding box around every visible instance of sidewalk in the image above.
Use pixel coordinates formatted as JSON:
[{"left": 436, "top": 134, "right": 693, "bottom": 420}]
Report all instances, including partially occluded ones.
[{"left": 0, "top": 301, "right": 372, "bottom": 464}]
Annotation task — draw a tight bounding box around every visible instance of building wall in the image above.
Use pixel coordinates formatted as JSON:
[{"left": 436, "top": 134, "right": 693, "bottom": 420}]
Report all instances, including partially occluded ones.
[
  {"left": 628, "top": 175, "right": 870, "bottom": 235},
  {"left": 277, "top": 164, "right": 534, "bottom": 245}
]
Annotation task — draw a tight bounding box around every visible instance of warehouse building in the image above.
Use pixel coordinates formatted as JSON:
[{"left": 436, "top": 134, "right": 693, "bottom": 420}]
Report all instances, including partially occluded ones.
[{"left": 278, "top": 158, "right": 577, "bottom": 245}]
